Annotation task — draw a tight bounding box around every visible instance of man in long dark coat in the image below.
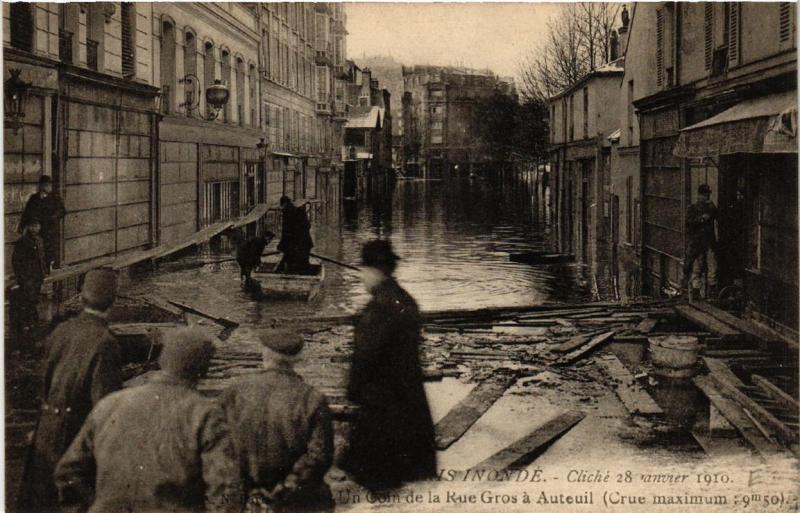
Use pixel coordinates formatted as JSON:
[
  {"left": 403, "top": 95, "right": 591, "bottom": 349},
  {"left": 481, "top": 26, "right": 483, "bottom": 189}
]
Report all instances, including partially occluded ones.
[
  {"left": 277, "top": 196, "right": 314, "bottom": 275},
  {"left": 340, "top": 240, "right": 437, "bottom": 491},
  {"left": 11, "top": 217, "right": 48, "bottom": 341},
  {"left": 17, "top": 268, "right": 122, "bottom": 512},
  {"left": 220, "top": 329, "right": 334, "bottom": 513},
  {"left": 681, "top": 183, "right": 718, "bottom": 300},
  {"left": 21, "top": 175, "right": 66, "bottom": 270},
  {"left": 55, "top": 327, "right": 244, "bottom": 513}
]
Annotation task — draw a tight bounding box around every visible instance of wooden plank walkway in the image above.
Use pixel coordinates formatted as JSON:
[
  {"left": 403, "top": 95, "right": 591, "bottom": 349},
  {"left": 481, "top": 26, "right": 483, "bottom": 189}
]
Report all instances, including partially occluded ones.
[
  {"left": 434, "top": 373, "right": 518, "bottom": 449},
  {"left": 752, "top": 375, "right": 799, "bottom": 412},
  {"left": 554, "top": 331, "right": 615, "bottom": 365},
  {"left": 596, "top": 355, "right": 663, "bottom": 415},
  {"left": 674, "top": 304, "right": 742, "bottom": 339},
  {"left": 469, "top": 410, "right": 585, "bottom": 471},
  {"left": 692, "top": 301, "right": 799, "bottom": 351}
]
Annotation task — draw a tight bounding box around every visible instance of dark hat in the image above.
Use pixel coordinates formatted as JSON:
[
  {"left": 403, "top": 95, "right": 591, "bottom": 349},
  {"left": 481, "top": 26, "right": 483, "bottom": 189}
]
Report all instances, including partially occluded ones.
[
  {"left": 81, "top": 268, "right": 117, "bottom": 311},
  {"left": 38, "top": 175, "right": 53, "bottom": 185},
  {"left": 361, "top": 239, "right": 400, "bottom": 269},
  {"left": 698, "top": 184, "right": 712, "bottom": 194},
  {"left": 22, "top": 216, "right": 41, "bottom": 227},
  {"left": 279, "top": 195, "right": 292, "bottom": 206},
  {"left": 258, "top": 328, "right": 304, "bottom": 356},
  {"left": 159, "top": 327, "right": 215, "bottom": 380}
]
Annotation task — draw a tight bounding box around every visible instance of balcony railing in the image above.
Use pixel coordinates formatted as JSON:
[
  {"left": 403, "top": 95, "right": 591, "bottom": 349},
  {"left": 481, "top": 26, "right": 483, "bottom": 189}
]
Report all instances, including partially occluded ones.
[
  {"left": 86, "top": 39, "right": 99, "bottom": 71},
  {"left": 59, "top": 30, "right": 73, "bottom": 64},
  {"left": 316, "top": 102, "right": 331, "bottom": 114}
]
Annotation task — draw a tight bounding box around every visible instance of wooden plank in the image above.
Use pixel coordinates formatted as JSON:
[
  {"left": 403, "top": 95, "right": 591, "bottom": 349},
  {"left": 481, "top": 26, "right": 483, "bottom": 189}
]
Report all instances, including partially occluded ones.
[
  {"left": 596, "top": 355, "right": 663, "bottom": 415},
  {"left": 434, "top": 374, "right": 518, "bottom": 449},
  {"left": 693, "top": 375, "right": 781, "bottom": 458},
  {"left": 702, "top": 357, "right": 747, "bottom": 387},
  {"left": 710, "top": 373, "right": 798, "bottom": 447},
  {"left": 692, "top": 301, "right": 800, "bottom": 351},
  {"left": 469, "top": 410, "right": 585, "bottom": 471},
  {"left": 167, "top": 300, "right": 239, "bottom": 329},
  {"left": 674, "top": 304, "right": 742, "bottom": 339},
  {"left": 551, "top": 329, "right": 607, "bottom": 353},
  {"left": 636, "top": 318, "right": 658, "bottom": 334},
  {"left": 554, "top": 331, "right": 615, "bottom": 365},
  {"left": 752, "top": 374, "right": 800, "bottom": 412}
]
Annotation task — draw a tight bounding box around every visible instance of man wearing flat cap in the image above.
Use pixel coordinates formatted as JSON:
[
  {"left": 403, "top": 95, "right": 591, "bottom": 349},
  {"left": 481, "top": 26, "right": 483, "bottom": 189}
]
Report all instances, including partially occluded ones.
[
  {"left": 56, "top": 327, "right": 244, "bottom": 513},
  {"left": 18, "top": 268, "right": 123, "bottom": 512},
  {"left": 340, "top": 239, "right": 437, "bottom": 491},
  {"left": 220, "top": 328, "right": 334, "bottom": 513},
  {"left": 682, "top": 183, "right": 718, "bottom": 300}
]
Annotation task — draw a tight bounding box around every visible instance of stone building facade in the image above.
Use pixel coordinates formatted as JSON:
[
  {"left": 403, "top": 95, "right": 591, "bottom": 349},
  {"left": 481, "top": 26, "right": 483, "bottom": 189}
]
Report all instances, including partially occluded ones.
[{"left": 3, "top": 2, "right": 347, "bottom": 276}]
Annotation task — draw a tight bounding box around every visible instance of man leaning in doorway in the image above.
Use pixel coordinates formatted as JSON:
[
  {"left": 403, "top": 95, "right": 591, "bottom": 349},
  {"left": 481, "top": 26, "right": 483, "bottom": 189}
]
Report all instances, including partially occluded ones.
[
  {"left": 682, "top": 183, "right": 718, "bottom": 301},
  {"left": 20, "top": 175, "right": 66, "bottom": 272}
]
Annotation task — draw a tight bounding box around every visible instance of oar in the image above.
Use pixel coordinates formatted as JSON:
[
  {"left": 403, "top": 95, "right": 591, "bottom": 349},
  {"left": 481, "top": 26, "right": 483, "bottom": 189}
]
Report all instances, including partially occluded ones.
[
  {"left": 208, "top": 250, "right": 282, "bottom": 265},
  {"left": 310, "top": 252, "right": 360, "bottom": 271}
]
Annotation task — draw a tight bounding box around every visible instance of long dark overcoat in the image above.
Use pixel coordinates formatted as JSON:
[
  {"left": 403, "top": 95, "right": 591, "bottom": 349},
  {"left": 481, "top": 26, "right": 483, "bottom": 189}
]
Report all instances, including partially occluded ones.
[
  {"left": 17, "top": 311, "right": 122, "bottom": 512},
  {"left": 340, "top": 277, "right": 437, "bottom": 491}
]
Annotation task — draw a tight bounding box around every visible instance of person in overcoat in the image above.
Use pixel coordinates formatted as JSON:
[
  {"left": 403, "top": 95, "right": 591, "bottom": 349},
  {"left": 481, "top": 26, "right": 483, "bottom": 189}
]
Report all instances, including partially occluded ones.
[
  {"left": 55, "top": 327, "right": 244, "bottom": 513},
  {"left": 277, "top": 196, "right": 314, "bottom": 275},
  {"left": 17, "top": 268, "right": 122, "bottom": 512},
  {"left": 20, "top": 175, "right": 66, "bottom": 270},
  {"left": 220, "top": 329, "right": 334, "bottom": 513},
  {"left": 11, "top": 217, "right": 48, "bottom": 340},
  {"left": 339, "top": 239, "right": 437, "bottom": 491}
]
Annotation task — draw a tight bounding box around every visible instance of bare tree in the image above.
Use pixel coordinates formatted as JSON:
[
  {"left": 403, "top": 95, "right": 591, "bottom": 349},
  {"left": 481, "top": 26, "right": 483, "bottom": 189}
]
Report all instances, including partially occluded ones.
[{"left": 518, "top": 3, "right": 621, "bottom": 102}]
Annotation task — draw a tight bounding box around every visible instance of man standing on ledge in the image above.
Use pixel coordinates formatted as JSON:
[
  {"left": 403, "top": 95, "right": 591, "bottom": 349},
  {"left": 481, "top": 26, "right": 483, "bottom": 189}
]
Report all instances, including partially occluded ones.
[
  {"left": 682, "top": 183, "right": 718, "bottom": 301},
  {"left": 21, "top": 175, "right": 66, "bottom": 272},
  {"left": 277, "top": 196, "right": 314, "bottom": 275}
]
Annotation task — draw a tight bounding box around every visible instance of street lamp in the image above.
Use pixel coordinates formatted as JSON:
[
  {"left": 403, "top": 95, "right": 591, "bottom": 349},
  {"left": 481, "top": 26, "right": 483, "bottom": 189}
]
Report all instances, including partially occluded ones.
[
  {"left": 4, "top": 69, "right": 31, "bottom": 135},
  {"left": 179, "top": 74, "right": 229, "bottom": 120}
]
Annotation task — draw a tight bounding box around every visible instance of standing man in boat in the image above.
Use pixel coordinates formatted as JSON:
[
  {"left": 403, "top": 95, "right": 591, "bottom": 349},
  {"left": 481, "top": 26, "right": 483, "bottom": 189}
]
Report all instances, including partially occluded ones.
[
  {"left": 18, "top": 268, "right": 122, "bottom": 512},
  {"left": 277, "top": 196, "right": 314, "bottom": 275},
  {"left": 340, "top": 240, "right": 437, "bottom": 491}
]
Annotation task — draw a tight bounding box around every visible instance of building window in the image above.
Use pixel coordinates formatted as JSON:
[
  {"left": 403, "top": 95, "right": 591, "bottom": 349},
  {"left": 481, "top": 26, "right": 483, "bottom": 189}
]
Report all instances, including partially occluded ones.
[
  {"left": 780, "top": 3, "right": 796, "bottom": 46},
  {"left": 203, "top": 42, "right": 215, "bottom": 117},
  {"left": 236, "top": 57, "right": 245, "bottom": 126},
  {"left": 58, "top": 4, "right": 80, "bottom": 64},
  {"left": 221, "top": 49, "right": 232, "bottom": 122},
  {"left": 627, "top": 80, "right": 634, "bottom": 142},
  {"left": 10, "top": 3, "right": 34, "bottom": 52},
  {"left": 87, "top": 4, "right": 106, "bottom": 71},
  {"left": 249, "top": 64, "right": 257, "bottom": 127},
  {"left": 160, "top": 20, "right": 177, "bottom": 113},
  {"left": 656, "top": 8, "right": 664, "bottom": 86},
  {"left": 582, "top": 87, "right": 589, "bottom": 139},
  {"left": 184, "top": 32, "right": 197, "bottom": 79},
  {"left": 121, "top": 3, "right": 136, "bottom": 78}
]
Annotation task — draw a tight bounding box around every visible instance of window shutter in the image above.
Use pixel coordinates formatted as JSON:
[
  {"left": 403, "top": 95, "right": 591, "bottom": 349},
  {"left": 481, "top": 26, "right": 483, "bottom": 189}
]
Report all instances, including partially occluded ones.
[
  {"left": 656, "top": 8, "right": 664, "bottom": 87},
  {"left": 779, "top": 3, "right": 793, "bottom": 43},
  {"left": 121, "top": 3, "right": 136, "bottom": 77},
  {"left": 704, "top": 3, "right": 714, "bottom": 70},
  {"left": 728, "top": 3, "right": 741, "bottom": 67}
]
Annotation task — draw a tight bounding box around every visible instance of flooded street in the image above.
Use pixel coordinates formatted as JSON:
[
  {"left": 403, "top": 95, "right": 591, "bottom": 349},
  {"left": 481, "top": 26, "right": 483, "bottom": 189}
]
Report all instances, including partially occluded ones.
[{"left": 129, "top": 171, "right": 590, "bottom": 320}]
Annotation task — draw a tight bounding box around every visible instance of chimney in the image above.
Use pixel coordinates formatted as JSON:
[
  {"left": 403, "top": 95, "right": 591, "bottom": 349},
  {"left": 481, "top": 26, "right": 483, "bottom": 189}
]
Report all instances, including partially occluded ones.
[
  {"left": 618, "top": 5, "right": 630, "bottom": 56},
  {"left": 361, "top": 68, "right": 372, "bottom": 88}
]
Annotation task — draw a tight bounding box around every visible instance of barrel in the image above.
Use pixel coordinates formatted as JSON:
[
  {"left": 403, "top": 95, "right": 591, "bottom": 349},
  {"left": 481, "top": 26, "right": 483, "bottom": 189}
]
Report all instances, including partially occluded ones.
[{"left": 648, "top": 335, "right": 700, "bottom": 371}]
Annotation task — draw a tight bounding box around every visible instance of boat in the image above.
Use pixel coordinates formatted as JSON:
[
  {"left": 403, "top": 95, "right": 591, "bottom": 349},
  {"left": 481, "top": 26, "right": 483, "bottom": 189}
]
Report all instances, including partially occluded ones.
[
  {"left": 251, "top": 254, "right": 325, "bottom": 300},
  {"left": 509, "top": 252, "right": 574, "bottom": 265}
]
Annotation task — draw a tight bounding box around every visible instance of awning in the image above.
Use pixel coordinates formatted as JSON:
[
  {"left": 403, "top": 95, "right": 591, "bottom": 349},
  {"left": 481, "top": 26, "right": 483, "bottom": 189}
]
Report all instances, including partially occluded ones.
[{"left": 673, "top": 90, "right": 797, "bottom": 158}]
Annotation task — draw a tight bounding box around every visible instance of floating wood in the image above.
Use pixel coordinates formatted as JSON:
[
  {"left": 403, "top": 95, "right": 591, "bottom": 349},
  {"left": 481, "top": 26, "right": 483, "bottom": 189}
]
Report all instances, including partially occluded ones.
[
  {"left": 636, "top": 318, "right": 658, "bottom": 333},
  {"left": 167, "top": 300, "right": 239, "bottom": 329},
  {"left": 674, "top": 304, "right": 742, "bottom": 339},
  {"left": 551, "top": 329, "right": 607, "bottom": 353},
  {"left": 691, "top": 301, "right": 800, "bottom": 351},
  {"left": 751, "top": 374, "right": 800, "bottom": 413},
  {"left": 693, "top": 375, "right": 781, "bottom": 459},
  {"left": 710, "top": 373, "right": 798, "bottom": 447},
  {"left": 596, "top": 355, "right": 663, "bottom": 415},
  {"left": 554, "top": 331, "right": 615, "bottom": 365},
  {"left": 434, "top": 373, "right": 518, "bottom": 449},
  {"left": 469, "top": 410, "right": 585, "bottom": 471}
]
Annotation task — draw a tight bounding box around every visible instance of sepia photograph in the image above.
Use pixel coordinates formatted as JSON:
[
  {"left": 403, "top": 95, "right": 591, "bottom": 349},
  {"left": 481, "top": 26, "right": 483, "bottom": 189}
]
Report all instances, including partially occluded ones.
[{"left": 2, "top": 1, "right": 799, "bottom": 512}]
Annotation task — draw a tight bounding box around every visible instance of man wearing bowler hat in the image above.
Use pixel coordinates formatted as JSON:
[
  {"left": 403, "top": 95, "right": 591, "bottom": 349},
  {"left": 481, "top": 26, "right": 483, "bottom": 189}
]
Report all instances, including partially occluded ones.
[
  {"left": 682, "top": 184, "right": 718, "bottom": 300},
  {"left": 220, "top": 329, "right": 334, "bottom": 513},
  {"left": 56, "top": 327, "right": 243, "bottom": 513},
  {"left": 20, "top": 175, "right": 66, "bottom": 271},
  {"left": 18, "top": 268, "right": 123, "bottom": 512},
  {"left": 340, "top": 239, "right": 437, "bottom": 491}
]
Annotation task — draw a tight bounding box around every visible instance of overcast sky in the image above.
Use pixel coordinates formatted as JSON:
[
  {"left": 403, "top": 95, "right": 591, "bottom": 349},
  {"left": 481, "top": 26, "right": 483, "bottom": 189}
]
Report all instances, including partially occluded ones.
[{"left": 345, "top": 3, "right": 564, "bottom": 79}]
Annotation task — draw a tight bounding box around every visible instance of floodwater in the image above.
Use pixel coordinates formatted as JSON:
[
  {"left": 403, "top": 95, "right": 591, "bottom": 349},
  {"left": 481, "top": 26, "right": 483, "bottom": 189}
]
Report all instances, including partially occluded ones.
[{"left": 128, "top": 171, "right": 591, "bottom": 321}]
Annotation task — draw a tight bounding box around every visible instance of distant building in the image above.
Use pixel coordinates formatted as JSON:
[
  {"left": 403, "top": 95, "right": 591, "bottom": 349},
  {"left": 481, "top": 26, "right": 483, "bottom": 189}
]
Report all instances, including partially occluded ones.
[{"left": 401, "top": 65, "right": 515, "bottom": 178}]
